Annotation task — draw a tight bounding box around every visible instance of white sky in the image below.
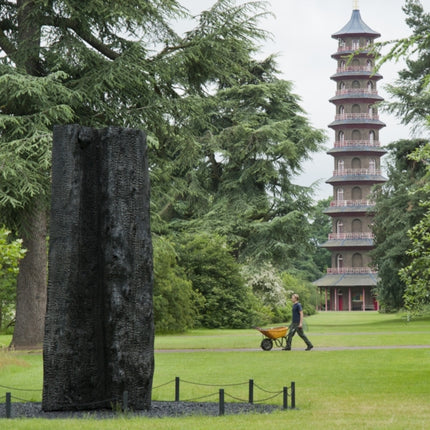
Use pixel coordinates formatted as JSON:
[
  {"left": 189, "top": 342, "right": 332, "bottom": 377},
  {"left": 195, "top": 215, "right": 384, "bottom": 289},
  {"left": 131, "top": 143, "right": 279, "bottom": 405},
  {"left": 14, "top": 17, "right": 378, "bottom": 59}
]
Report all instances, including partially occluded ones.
[{"left": 178, "top": 0, "right": 428, "bottom": 200}]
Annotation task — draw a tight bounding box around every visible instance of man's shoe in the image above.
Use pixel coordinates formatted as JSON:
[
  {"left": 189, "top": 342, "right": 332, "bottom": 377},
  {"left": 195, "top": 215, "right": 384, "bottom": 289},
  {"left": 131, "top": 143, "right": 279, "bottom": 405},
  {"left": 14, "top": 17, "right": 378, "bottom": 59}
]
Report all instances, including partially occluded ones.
[
  {"left": 283, "top": 347, "right": 291, "bottom": 351},
  {"left": 305, "top": 345, "right": 313, "bottom": 351}
]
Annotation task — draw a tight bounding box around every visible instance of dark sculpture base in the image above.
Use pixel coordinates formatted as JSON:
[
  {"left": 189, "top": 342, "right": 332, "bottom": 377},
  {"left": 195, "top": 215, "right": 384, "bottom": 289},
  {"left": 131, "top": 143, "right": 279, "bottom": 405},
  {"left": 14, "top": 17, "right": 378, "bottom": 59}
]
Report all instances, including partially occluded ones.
[{"left": 42, "top": 125, "right": 154, "bottom": 411}]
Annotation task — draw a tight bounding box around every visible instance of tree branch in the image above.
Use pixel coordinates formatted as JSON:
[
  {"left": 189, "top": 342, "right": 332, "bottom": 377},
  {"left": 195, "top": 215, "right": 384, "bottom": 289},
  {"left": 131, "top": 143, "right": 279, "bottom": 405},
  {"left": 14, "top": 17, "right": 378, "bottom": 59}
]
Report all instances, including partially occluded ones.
[
  {"left": 41, "top": 16, "right": 120, "bottom": 61},
  {"left": 0, "top": 28, "right": 16, "bottom": 57}
]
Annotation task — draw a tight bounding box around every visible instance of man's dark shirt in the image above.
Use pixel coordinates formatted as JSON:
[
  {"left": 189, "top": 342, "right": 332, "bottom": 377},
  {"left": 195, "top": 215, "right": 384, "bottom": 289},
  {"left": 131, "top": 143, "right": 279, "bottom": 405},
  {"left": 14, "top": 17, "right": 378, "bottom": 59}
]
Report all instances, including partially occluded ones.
[{"left": 292, "top": 302, "right": 302, "bottom": 324}]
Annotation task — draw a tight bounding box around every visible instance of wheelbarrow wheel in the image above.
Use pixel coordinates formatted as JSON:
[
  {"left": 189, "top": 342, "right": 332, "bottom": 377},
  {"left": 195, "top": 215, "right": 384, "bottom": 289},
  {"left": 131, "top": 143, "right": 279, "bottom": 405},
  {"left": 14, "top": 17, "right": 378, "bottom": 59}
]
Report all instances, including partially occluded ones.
[{"left": 261, "top": 338, "right": 273, "bottom": 351}]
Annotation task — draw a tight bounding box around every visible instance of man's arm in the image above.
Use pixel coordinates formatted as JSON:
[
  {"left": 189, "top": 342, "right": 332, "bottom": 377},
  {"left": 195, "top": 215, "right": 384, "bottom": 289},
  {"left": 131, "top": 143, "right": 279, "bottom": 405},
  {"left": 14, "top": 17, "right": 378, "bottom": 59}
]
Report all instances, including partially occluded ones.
[{"left": 299, "top": 310, "right": 304, "bottom": 328}]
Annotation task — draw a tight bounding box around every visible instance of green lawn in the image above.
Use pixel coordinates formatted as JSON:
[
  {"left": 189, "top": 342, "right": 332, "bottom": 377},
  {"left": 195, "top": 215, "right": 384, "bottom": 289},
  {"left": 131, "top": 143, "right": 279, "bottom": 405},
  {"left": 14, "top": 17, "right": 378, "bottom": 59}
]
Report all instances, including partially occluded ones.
[{"left": 1, "top": 311, "right": 430, "bottom": 429}]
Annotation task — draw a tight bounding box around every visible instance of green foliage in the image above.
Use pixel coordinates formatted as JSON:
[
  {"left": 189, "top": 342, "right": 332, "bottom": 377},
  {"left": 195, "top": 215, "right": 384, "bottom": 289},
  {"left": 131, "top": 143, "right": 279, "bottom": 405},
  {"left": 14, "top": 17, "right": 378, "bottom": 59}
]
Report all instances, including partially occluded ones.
[
  {"left": 0, "top": 228, "right": 26, "bottom": 330},
  {"left": 370, "top": 139, "right": 429, "bottom": 311},
  {"left": 281, "top": 271, "right": 318, "bottom": 316},
  {"left": 376, "top": 0, "right": 430, "bottom": 130},
  {"left": 242, "top": 261, "right": 290, "bottom": 323},
  {"left": 0, "top": 0, "right": 326, "bottom": 340},
  {"left": 163, "top": 56, "right": 326, "bottom": 270},
  {"left": 399, "top": 143, "right": 430, "bottom": 314},
  {"left": 176, "top": 232, "right": 259, "bottom": 328},
  {"left": 306, "top": 197, "right": 332, "bottom": 276},
  {"left": 372, "top": 1, "right": 430, "bottom": 313},
  {"left": 152, "top": 236, "right": 202, "bottom": 333},
  {"left": 0, "top": 69, "right": 78, "bottom": 228},
  {"left": 400, "top": 206, "right": 430, "bottom": 314}
]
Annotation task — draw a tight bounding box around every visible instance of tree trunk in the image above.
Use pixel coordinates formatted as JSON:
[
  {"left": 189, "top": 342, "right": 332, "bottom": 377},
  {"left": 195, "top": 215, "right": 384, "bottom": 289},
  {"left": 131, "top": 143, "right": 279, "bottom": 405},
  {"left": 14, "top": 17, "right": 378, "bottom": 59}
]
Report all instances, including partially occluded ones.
[
  {"left": 10, "top": 208, "right": 47, "bottom": 349},
  {"left": 8, "top": 1, "right": 46, "bottom": 350}
]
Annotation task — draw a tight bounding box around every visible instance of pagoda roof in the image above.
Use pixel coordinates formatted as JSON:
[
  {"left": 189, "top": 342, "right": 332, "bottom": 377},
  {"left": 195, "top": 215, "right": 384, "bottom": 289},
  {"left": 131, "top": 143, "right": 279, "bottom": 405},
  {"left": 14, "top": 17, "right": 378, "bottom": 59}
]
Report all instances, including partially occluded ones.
[
  {"left": 323, "top": 205, "right": 375, "bottom": 215},
  {"left": 320, "top": 238, "right": 374, "bottom": 248},
  {"left": 330, "top": 71, "right": 383, "bottom": 81},
  {"left": 327, "top": 146, "right": 387, "bottom": 155},
  {"left": 313, "top": 272, "right": 378, "bottom": 287},
  {"left": 326, "top": 174, "right": 387, "bottom": 184},
  {"left": 329, "top": 94, "right": 384, "bottom": 103},
  {"left": 332, "top": 9, "right": 380, "bottom": 39},
  {"left": 328, "top": 119, "right": 386, "bottom": 129}
]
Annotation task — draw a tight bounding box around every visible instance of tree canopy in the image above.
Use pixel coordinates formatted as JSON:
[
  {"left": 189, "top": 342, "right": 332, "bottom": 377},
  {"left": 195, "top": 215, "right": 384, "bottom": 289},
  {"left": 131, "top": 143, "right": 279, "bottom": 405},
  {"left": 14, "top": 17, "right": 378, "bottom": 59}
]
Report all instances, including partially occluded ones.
[
  {"left": 0, "top": 0, "right": 327, "bottom": 339},
  {"left": 372, "top": 0, "right": 430, "bottom": 313},
  {"left": 378, "top": 0, "right": 430, "bottom": 131},
  {"left": 370, "top": 139, "right": 428, "bottom": 311},
  {"left": 159, "top": 56, "right": 326, "bottom": 268}
]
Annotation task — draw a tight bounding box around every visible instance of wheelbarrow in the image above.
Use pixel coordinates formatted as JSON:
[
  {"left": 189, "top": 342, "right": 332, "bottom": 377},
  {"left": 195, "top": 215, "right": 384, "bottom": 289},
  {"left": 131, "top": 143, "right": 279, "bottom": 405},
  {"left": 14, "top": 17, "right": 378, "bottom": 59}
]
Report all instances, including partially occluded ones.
[{"left": 255, "top": 326, "right": 288, "bottom": 351}]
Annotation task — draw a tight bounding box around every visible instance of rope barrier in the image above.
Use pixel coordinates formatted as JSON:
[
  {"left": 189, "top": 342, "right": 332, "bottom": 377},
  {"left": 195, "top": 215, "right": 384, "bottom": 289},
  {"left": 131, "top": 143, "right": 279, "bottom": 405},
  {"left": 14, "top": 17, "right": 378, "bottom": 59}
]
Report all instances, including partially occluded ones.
[
  {"left": 252, "top": 392, "right": 283, "bottom": 403},
  {"left": 179, "top": 379, "right": 248, "bottom": 387},
  {"left": 1, "top": 378, "right": 297, "bottom": 418},
  {"left": 0, "top": 383, "right": 41, "bottom": 392},
  {"left": 254, "top": 382, "right": 283, "bottom": 394},
  {"left": 7, "top": 394, "right": 38, "bottom": 403},
  {"left": 152, "top": 379, "right": 175, "bottom": 389},
  {"left": 223, "top": 392, "right": 248, "bottom": 403}
]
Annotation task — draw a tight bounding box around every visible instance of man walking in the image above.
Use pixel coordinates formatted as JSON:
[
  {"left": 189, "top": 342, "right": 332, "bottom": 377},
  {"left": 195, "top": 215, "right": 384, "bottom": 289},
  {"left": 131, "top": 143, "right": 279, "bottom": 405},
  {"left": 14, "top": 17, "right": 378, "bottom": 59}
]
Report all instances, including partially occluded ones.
[{"left": 284, "top": 293, "right": 313, "bottom": 351}]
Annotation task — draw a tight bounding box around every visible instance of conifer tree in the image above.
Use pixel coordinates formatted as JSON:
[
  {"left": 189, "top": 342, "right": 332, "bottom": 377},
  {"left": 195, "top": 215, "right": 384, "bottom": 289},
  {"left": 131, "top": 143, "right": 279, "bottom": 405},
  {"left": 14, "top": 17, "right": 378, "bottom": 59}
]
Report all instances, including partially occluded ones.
[{"left": 0, "top": 0, "right": 270, "bottom": 347}]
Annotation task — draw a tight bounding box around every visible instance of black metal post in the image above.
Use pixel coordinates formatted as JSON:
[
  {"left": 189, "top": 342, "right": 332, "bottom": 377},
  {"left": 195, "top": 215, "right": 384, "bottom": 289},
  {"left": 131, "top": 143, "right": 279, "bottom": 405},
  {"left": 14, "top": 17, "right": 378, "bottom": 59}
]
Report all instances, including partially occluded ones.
[
  {"left": 122, "top": 391, "right": 128, "bottom": 412},
  {"left": 248, "top": 379, "right": 254, "bottom": 404},
  {"left": 219, "top": 389, "right": 225, "bottom": 416},
  {"left": 175, "top": 377, "right": 180, "bottom": 402},
  {"left": 6, "top": 392, "right": 11, "bottom": 418},
  {"left": 283, "top": 386, "right": 288, "bottom": 410},
  {"left": 291, "top": 381, "right": 296, "bottom": 409}
]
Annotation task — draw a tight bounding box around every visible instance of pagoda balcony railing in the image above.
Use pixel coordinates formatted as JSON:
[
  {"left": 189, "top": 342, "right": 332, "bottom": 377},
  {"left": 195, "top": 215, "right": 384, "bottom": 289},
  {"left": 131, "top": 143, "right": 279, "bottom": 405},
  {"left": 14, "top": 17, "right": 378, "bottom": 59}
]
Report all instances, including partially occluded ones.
[
  {"left": 335, "top": 113, "right": 379, "bottom": 120},
  {"left": 328, "top": 232, "right": 374, "bottom": 240},
  {"left": 332, "top": 168, "right": 381, "bottom": 176},
  {"left": 336, "top": 46, "right": 371, "bottom": 53},
  {"left": 326, "top": 267, "right": 377, "bottom": 274},
  {"left": 334, "top": 140, "right": 381, "bottom": 147},
  {"left": 336, "top": 66, "right": 373, "bottom": 73},
  {"left": 329, "top": 199, "right": 375, "bottom": 207},
  {"left": 335, "top": 88, "right": 378, "bottom": 96}
]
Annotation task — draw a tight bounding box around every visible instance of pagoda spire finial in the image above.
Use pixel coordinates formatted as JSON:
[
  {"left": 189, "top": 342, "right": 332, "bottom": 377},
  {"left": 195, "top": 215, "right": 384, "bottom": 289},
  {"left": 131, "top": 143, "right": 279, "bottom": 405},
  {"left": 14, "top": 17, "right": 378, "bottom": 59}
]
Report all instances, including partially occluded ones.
[{"left": 353, "top": 0, "right": 359, "bottom": 10}]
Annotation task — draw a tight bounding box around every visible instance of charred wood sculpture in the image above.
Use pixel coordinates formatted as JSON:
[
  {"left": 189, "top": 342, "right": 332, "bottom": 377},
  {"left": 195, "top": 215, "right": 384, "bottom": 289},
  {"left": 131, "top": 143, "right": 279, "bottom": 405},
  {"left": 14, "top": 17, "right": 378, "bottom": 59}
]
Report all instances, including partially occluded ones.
[{"left": 43, "top": 125, "right": 154, "bottom": 411}]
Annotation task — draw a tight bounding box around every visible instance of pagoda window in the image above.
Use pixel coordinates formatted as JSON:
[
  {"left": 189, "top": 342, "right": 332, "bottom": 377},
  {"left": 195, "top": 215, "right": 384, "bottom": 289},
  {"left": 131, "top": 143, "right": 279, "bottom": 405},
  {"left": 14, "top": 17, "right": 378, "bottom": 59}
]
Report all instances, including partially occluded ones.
[
  {"left": 339, "top": 81, "right": 346, "bottom": 90},
  {"left": 366, "top": 39, "right": 372, "bottom": 46},
  {"left": 367, "top": 81, "right": 373, "bottom": 90},
  {"left": 369, "top": 159, "right": 376, "bottom": 172},
  {"left": 352, "top": 39, "right": 360, "bottom": 49},
  {"left": 339, "top": 38, "right": 346, "bottom": 48},
  {"left": 352, "top": 157, "right": 361, "bottom": 169},
  {"left": 352, "top": 58, "right": 360, "bottom": 67},
  {"left": 352, "top": 104, "right": 360, "bottom": 113},
  {"left": 336, "top": 220, "right": 344, "bottom": 233},
  {"left": 336, "top": 254, "right": 343, "bottom": 269},
  {"left": 337, "top": 159, "right": 345, "bottom": 172},
  {"left": 352, "top": 253, "right": 363, "bottom": 267},
  {"left": 352, "top": 219, "right": 362, "bottom": 233},
  {"left": 367, "top": 60, "right": 373, "bottom": 69},
  {"left": 352, "top": 80, "right": 360, "bottom": 88},
  {"left": 352, "top": 186, "right": 362, "bottom": 200},
  {"left": 352, "top": 130, "right": 361, "bottom": 140},
  {"left": 338, "top": 131, "right": 345, "bottom": 143},
  {"left": 369, "top": 130, "right": 375, "bottom": 143},
  {"left": 337, "top": 187, "right": 344, "bottom": 201},
  {"left": 340, "top": 60, "right": 346, "bottom": 70}
]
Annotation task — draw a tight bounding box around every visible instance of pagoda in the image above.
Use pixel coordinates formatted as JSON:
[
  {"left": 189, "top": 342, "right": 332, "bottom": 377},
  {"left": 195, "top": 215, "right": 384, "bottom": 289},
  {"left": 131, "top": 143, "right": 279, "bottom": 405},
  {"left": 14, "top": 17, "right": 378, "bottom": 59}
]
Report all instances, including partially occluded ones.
[{"left": 314, "top": 5, "right": 387, "bottom": 311}]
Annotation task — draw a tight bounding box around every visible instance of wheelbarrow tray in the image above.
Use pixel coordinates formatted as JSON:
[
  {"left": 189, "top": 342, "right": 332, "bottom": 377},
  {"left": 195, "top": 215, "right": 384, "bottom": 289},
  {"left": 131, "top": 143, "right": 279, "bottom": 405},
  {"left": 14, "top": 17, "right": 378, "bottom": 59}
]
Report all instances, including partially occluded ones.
[{"left": 255, "top": 326, "right": 288, "bottom": 340}]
